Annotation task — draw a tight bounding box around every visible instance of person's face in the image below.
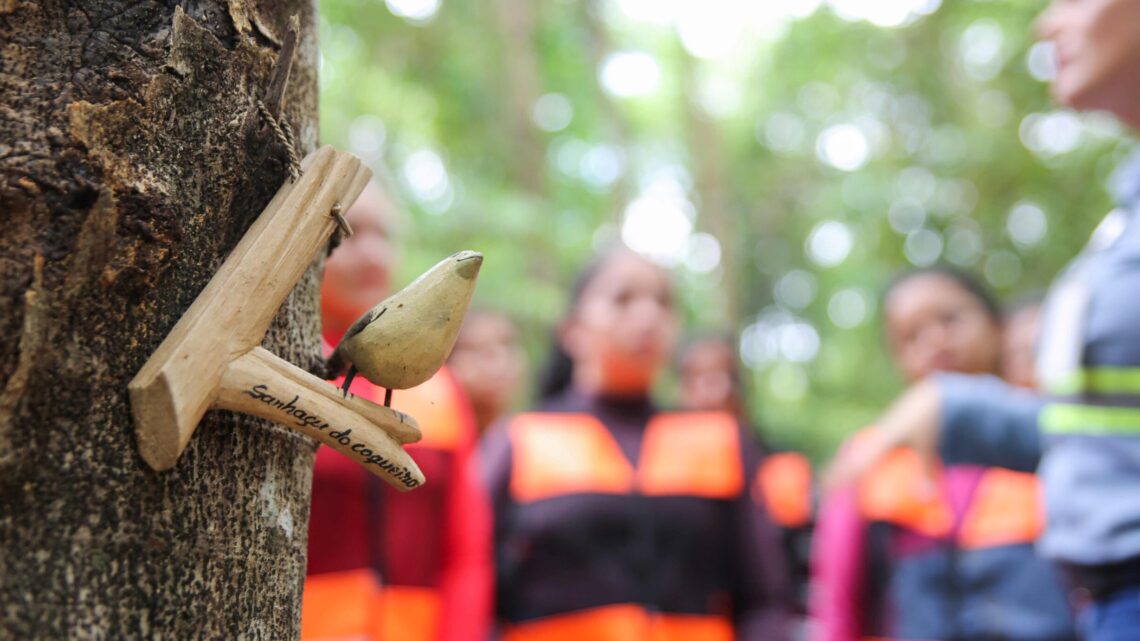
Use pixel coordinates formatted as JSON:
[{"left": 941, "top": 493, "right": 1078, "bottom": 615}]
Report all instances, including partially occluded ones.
[
  {"left": 1036, "top": 0, "right": 1140, "bottom": 126},
  {"left": 678, "top": 339, "right": 739, "bottom": 413},
  {"left": 1002, "top": 305, "right": 1041, "bottom": 389},
  {"left": 321, "top": 183, "right": 401, "bottom": 323},
  {"left": 885, "top": 274, "right": 1002, "bottom": 382},
  {"left": 562, "top": 252, "right": 679, "bottom": 395},
  {"left": 448, "top": 312, "right": 526, "bottom": 418}
]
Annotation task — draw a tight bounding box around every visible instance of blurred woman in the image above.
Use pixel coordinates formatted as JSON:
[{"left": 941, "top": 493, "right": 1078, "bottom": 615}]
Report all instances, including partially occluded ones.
[
  {"left": 811, "top": 267, "right": 1075, "bottom": 641},
  {"left": 447, "top": 309, "right": 526, "bottom": 436},
  {"left": 481, "top": 247, "right": 792, "bottom": 641},
  {"left": 825, "top": 3, "right": 1140, "bottom": 639}
]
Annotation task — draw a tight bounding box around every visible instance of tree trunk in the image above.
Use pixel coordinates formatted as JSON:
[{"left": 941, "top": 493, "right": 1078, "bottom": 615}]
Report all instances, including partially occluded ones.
[
  {"left": 580, "top": 0, "right": 636, "bottom": 223},
  {"left": 490, "top": 0, "right": 546, "bottom": 197},
  {"left": 679, "top": 53, "right": 741, "bottom": 327},
  {"left": 0, "top": 2, "right": 320, "bottom": 638}
]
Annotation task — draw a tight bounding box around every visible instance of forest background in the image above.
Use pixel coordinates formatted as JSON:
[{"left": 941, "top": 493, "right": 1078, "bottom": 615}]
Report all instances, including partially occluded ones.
[{"left": 318, "top": 0, "right": 1134, "bottom": 460}]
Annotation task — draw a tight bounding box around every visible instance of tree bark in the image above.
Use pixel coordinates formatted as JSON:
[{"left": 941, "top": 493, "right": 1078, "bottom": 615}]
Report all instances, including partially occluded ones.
[
  {"left": 580, "top": 0, "right": 636, "bottom": 223},
  {"left": 0, "top": 2, "right": 320, "bottom": 638},
  {"left": 679, "top": 52, "right": 742, "bottom": 327},
  {"left": 490, "top": 0, "right": 546, "bottom": 197}
]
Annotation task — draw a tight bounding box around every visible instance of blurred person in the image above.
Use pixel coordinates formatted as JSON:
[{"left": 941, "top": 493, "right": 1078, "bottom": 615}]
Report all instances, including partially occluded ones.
[
  {"left": 677, "top": 335, "right": 814, "bottom": 621},
  {"left": 811, "top": 267, "right": 1075, "bottom": 641},
  {"left": 1002, "top": 297, "right": 1043, "bottom": 390},
  {"left": 301, "top": 180, "right": 492, "bottom": 641},
  {"left": 824, "top": 3, "right": 1140, "bottom": 639},
  {"left": 482, "top": 247, "right": 793, "bottom": 641},
  {"left": 447, "top": 309, "right": 526, "bottom": 436},
  {"left": 678, "top": 334, "right": 745, "bottom": 417}
]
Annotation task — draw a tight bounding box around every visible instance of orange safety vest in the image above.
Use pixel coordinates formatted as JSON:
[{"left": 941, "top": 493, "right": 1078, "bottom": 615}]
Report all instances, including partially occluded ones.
[
  {"left": 857, "top": 447, "right": 1043, "bottom": 548},
  {"left": 503, "top": 411, "right": 744, "bottom": 641},
  {"left": 302, "top": 571, "right": 440, "bottom": 641},
  {"left": 853, "top": 438, "right": 1057, "bottom": 641},
  {"left": 301, "top": 369, "right": 469, "bottom": 641},
  {"left": 501, "top": 604, "right": 734, "bottom": 641},
  {"left": 754, "top": 451, "right": 813, "bottom": 529}
]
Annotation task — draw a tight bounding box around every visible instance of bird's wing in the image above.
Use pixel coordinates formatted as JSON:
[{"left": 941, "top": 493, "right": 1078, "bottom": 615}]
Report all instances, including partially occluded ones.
[
  {"left": 323, "top": 308, "right": 375, "bottom": 378},
  {"left": 324, "top": 306, "right": 388, "bottom": 378},
  {"left": 344, "top": 306, "right": 385, "bottom": 342}
]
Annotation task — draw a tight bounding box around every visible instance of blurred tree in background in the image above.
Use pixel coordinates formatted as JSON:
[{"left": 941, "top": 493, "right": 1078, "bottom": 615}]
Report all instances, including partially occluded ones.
[{"left": 318, "top": 0, "right": 1134, "bottom": 460}]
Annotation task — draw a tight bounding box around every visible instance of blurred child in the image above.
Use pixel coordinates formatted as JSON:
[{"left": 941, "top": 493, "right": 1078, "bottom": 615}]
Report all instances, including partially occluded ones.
[
  {"left": 302, "top": 181, "right": 492, "bottom": 641},
  {"left": 482, "top": 247, "right": 793, "bottom": 641},
  {"left": 678, "top": 335, "right": 745, "bottom": 417},
  {"left": 677, "top": 335, "right": 814, "bottom": 621},
  {"left": 447, "top": 309, "right": 526, "bottom": 436},
  {"left": 811, "top": 267, "right": 1075, "bottom": 641}
]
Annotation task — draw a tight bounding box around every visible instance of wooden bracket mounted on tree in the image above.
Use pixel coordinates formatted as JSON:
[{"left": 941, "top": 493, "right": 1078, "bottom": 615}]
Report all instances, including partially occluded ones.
[{"left": 129, "top": 146, "right": 426, "bottom": 492}]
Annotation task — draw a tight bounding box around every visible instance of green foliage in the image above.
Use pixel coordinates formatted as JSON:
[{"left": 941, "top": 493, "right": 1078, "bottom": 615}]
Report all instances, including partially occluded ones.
[{"left": 319, "top": 0, "right": 1133, "bottom": 461}]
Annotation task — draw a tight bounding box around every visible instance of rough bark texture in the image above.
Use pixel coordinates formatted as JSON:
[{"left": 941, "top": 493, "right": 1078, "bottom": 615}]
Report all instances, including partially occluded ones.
[{"left": 0, "top": 2, "right": 321, "bottom": 638}]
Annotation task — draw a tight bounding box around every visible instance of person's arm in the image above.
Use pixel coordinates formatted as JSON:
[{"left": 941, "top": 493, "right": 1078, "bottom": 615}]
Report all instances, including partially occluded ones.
[
  {"left": 808, "top": 485, "right": 867, "bottom": 641},
  {"left": 825, "top": 374, "right": 1043, "bottom": 491},
  {"left": 735, "top": 433, "right": 794, "bottom": 641},
  {"left": 936, "top": 373, "right": 1044, "bottom": 472},
  {"left": 435, "top": 429, "right": 494, "bottom": 641}
]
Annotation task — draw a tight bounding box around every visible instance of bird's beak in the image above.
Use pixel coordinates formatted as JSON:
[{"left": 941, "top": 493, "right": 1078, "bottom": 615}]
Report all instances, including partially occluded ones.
[{"left": 454, "top": 251, "right": 483, "bottom": 280}]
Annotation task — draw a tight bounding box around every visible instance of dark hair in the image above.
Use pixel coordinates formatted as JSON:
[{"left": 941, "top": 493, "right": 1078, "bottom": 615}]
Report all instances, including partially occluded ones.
[
  {"left": 536, "top": 342, "right": 576, "bottom": 402},
  {"left": 883, "top": 265, "right": 1001, "bottom": 322},
  {"left": 536, "top": 246, "right": 669, "bottom": 401},
  {"left": 536, "top": 250, "right": 616, "bottom": 401}
]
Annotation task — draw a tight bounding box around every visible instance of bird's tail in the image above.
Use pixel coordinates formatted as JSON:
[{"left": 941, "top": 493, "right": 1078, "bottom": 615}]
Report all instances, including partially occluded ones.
[{"left": 324, "top": 344, "right": 351, "bottom": 380}]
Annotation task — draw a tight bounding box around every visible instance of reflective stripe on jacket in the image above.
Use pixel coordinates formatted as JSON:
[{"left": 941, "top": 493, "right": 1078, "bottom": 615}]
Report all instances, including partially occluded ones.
[{"left": 935, "top": 167, "right": 1140, "bottom": 566}]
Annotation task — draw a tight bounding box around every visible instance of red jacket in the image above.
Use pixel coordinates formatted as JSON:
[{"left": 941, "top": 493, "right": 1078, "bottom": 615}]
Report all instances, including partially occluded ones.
[{"left": 302, "top": 360, "right": 492, "bottom": 641}]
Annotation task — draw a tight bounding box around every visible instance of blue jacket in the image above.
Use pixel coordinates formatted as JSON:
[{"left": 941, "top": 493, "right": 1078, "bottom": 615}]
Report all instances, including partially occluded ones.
[{"left": 937, "top": 151, "right": 1140, "bottom": 568}]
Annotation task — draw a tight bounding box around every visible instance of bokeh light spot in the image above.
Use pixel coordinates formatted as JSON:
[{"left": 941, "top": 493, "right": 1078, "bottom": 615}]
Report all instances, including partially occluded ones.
[
  {"left": 807, "top": 221, "right": 855, "bottom": 267},
  {"left": 817, "top": 124, "right": 870, "bottom": 171},
  {"left": 1007, "top": 201, "right": 1048, "bottom": 249},
  {"left": 775, "top": 270, "right": 818, "bottom": 310},
  {"left": 386, "top": 0, "right": 441, "bottom": 23},
  {"left": 600, "top": 51, "right": 661, "bottom": 98},
  {"left": 532, "top": 93, "right": 574, "bottom": 132},
  {"left": 828, "top": 288, "right": 869, "bottom": 329},
  {"left": 904, "top": 228, "right": 943, "bottom": 266}
]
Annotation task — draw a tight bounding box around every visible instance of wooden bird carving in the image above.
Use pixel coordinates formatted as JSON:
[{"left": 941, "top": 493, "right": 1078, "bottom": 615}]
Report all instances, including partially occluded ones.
[{"left": 326, "top": 250, "right": 483, "bottom": 405}]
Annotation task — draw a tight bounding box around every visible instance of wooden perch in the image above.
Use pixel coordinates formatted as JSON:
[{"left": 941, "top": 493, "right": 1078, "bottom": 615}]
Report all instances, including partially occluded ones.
[{"left": 129, "top": 146, "right": 425, "bottom": 491}]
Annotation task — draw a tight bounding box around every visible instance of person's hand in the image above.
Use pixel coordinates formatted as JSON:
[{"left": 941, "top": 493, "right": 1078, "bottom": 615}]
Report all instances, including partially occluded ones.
[{"left": 823, "top": 378, "right": 943, "bottom": 493}]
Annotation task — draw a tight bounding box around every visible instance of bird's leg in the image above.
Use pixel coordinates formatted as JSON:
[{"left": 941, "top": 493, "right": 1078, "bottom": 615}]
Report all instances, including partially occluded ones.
[
  {"left": 384, "top": 388, "right": 393, "bottom": 407},
  {"left": 341, "top": 364, "right": 358, "bottom": 398}
]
